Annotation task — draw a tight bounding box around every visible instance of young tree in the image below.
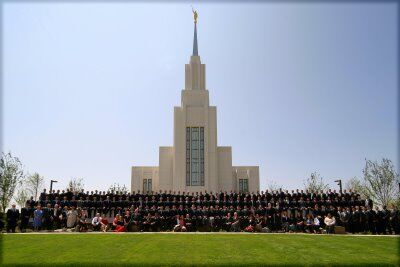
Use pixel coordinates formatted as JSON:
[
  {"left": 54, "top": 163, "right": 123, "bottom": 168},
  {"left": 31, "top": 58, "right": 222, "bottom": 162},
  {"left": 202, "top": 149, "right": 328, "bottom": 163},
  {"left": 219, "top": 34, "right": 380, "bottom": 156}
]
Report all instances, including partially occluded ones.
[
  {"left": 25, "top": 173, "right": 45, "bottom": 201},
  {"left": 67, "top": 177, "right": 84, "bottom": 193},
  {"left": 304, "top": 172, "right": 329, "bottom": 192},
  {"left": 362, "top": 158, "right": 399, "bottom": 207},
  {"left": 345, "top": 177, "right": 367, "bottom": 197},
  {"left": 14, "top": 186, "right": 29, "bottom": 208},
  {"left": 0, "top": 152, "right": 25, "bottom": 212}
]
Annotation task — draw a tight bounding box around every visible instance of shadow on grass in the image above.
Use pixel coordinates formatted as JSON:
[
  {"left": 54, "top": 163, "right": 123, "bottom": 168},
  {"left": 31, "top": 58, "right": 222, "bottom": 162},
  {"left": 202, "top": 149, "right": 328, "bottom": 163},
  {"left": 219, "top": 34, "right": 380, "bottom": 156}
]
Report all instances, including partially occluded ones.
[{"left": 1, "top": 264, "right": 398, "bottom": 267}]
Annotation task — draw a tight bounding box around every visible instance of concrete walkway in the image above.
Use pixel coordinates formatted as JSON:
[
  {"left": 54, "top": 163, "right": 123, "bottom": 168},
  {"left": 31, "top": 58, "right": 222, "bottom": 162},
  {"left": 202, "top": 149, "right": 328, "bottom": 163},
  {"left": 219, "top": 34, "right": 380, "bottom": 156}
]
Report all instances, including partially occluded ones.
[{"left": 3, "top": 231, "right": 399, "bottom": 237}]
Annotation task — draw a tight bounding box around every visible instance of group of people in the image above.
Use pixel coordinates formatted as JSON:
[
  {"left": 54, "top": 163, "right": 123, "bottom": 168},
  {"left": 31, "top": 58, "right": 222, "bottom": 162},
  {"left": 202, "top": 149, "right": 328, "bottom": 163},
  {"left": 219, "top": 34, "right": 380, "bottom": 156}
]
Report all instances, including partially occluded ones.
[{"left": 3, "top": 188, "right": 399, "bottom": 234}]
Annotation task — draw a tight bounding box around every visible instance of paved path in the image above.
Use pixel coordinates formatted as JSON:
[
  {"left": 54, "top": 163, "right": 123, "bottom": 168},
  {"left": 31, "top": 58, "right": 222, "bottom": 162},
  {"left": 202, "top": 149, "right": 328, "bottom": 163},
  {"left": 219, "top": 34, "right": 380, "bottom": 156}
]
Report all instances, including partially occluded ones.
[{"left": 3, "top": 231, "right": 399, "bottom": 237}]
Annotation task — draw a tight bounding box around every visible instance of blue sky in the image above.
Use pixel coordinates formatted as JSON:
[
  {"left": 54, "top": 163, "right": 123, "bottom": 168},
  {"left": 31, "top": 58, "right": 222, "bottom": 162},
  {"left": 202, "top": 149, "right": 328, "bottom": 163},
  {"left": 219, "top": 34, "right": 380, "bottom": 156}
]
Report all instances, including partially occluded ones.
[{"left": 3, "top": 3, "right": 398, "bottom": 192}]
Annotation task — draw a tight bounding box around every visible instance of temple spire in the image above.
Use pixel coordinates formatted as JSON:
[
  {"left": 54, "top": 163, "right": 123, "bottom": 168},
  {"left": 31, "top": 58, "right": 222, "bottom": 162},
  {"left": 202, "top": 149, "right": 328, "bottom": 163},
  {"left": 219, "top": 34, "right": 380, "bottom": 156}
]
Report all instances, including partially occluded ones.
[{"left": 192, "top": 8, "right": 198, "bottom": 56}]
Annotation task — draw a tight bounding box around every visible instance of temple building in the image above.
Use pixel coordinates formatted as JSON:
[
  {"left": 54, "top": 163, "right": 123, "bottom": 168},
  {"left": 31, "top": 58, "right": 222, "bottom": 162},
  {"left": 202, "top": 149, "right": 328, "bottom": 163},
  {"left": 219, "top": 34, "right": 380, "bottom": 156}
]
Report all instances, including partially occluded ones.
[{"left": 131, "top": 14, "right": 260, "bottom": 194}]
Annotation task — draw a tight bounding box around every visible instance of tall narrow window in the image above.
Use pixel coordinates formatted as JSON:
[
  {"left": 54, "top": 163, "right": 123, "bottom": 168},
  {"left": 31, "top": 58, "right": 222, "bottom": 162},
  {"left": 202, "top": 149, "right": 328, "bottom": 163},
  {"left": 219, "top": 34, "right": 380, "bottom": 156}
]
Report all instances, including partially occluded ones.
[
  {"left": 239, "top": 179, "right": 248, "bottom": 193},
  {"left": 186, "top": 127, "right": 205, "bottom": 186},
  {"left": 143, "top": 179, "right": 152, "bottom": 193}
]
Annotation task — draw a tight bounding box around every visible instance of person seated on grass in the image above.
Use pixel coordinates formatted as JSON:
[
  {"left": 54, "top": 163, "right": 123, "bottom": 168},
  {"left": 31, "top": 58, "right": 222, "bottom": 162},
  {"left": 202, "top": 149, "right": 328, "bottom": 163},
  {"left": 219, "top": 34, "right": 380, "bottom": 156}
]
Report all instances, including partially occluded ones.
[
  {"left": 295, "top": 213, "right": 304, "bottom": 232},
  {"left": 231, "top": 212, "right": 241, "bottom": 232},
  {"left": 184, "top": 214, "right": 192, "bottom": 232},
  {"left": 76, "top": 209, "right": 88, "bottom": 232},
  {"left": 288, "top": 213, "right": 296, "bottom": 233},
  {"left": 123, "top": 210, "right": 133, "bottom": 232},
  {"left": 61, "top": 206, "right": 68, "bottom": 228},
  {"left": 244, "top": 214, "right": 255, "bottom": 232},
  {"left": 324, "top": 213, "right": 336, "bottom": 234},
  {"left": 100, "top": 215, "right": 109, "bottom": 232},
  {"left": 132, "top": 208, "right": 142, "bottom": 231},
  {"left": 142, "top": 213, "right": 153, "bottom": 232},
  {"left": 173, "top": 215, "right": 187, "bottom": 232},
  {"left": 313, "top": 215, "right": 322, "bottom": 234},
  {"left": 113, "top": 214, "right": 125, "bottom": 232},
  {"left": 254, "top": 214, "right": 263, "bottom": 232},
  {"left": 151, "top": 212, "right": 161, "bottom": 232},
  {"left": 281, "top": 211, "right": 290, "bottom": 232},
  {"left": 67, "top": 206, "right": 78, "bottom": 229},
  {"left": 91, "top": 213, "right": 102, "bottom": 231},
  {"left": 223, "top": 213, "right": 232, "bottom": 231},
  {"left": 305, "top": 214, "right": 314, "bottom": 233}
]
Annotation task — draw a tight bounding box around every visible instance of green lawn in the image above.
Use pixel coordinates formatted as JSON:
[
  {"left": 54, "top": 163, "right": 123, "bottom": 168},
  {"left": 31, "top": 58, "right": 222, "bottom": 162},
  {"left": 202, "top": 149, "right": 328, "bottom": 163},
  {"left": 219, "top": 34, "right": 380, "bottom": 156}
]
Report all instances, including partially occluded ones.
[{"left": 1, "top": 233, "right": 399, "bottom": 266}]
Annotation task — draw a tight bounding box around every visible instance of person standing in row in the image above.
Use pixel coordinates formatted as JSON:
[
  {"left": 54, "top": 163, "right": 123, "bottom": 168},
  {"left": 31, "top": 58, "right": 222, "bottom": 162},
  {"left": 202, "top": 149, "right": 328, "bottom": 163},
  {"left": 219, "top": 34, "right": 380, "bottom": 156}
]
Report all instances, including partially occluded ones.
[{"left": 6, "top": 204, "right": 19, "bottom": 233}]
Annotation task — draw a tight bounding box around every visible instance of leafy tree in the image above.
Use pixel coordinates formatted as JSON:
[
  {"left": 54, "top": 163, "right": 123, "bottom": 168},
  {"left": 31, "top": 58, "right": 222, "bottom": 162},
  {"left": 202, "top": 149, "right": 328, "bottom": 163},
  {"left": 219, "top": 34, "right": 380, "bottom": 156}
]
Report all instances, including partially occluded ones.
[
  {"left": 67, "top": 177, "right": 84, "bottom": 193},
  {"left": 362, "top": 158, "right": 399, "bottom": 207},
  {"left": 25, "top": 172, "right": 44, "bottom": 201},
  {"left": 0, "top": 152, "right": 25, "bottom": 212},
  {"left": 345, "top": 177, "right": 367, "bottom": 197},
  {"left": 304, "top": 172, "right": 329, "bottom": 192},
  {"left": 14, "top": 186, "right": 29, "bottom": 208},
  {"left": 109, "top": 183, "right": 128, "bottom": 194}
]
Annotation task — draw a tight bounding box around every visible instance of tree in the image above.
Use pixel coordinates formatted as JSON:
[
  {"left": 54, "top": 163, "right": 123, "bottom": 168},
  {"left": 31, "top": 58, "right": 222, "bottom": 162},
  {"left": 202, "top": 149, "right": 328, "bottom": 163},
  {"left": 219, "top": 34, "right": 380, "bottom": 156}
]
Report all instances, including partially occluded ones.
[
  {"left": 67, "top": 177, "right": 84, "bottom": 193},
  {"left": 304, "top": 172, "right": 329, "bottom": 192},
  {"left": 362, "top": 158, "right": 399, "bottom": 207},
  {"left": 109, "top": 183, "right": 128, "bottom": 194},
  {"left": 345, "top": 177, "right": 367, "bottom": 197},
  {"left": 25, "top": 173, "right": 44, "bottom": 201},
  {"left": 0, "top": 152, "right": 25, "bottom": 212},
  {"left": 14, "top": 186, "right": 29, "bottom": 208}
]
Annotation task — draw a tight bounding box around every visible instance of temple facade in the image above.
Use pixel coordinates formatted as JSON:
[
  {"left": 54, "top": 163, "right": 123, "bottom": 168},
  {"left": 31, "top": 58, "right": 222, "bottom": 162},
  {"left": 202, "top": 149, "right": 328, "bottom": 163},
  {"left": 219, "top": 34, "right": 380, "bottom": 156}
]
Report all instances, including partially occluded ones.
[{"left": 131, "top": 17, "right": 260, "bottom": 194}]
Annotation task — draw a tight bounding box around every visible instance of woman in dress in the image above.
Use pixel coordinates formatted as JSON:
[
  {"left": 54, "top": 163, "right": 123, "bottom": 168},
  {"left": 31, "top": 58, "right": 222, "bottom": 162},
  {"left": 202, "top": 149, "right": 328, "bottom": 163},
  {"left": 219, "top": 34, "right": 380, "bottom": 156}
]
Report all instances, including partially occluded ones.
[
  {"left": 113, "top": 214, "right": 125, "bottom": 232},
  {"left": 33, "top": 205, "right": 43, "bottom": 231},
  {"left": 66, "top": 206, "right": 78, "bottom": 228}
]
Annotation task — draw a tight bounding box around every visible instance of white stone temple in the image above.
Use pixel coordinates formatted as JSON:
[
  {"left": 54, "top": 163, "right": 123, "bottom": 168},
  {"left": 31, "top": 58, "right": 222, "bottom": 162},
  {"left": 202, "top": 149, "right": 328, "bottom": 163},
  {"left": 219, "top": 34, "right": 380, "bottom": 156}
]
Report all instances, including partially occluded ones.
[{"left": 131, "top": 15, "right": 259, "bottom": 194}]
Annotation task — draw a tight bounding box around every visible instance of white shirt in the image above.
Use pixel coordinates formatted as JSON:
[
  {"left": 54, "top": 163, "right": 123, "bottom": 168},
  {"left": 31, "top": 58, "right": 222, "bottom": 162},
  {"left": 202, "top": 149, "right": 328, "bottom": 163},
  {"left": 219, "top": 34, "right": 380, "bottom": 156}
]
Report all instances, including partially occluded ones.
[
  {"left": 324, "top": 216, "right": 336, "bottom": 226},
  {"left": 92, "top": 216, "right": 101, "bottom": 225}
]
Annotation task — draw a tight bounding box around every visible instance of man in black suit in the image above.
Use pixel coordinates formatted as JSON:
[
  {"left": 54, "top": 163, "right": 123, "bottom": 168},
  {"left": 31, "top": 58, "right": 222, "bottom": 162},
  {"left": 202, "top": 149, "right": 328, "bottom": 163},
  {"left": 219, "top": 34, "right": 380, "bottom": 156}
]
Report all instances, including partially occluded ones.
[
  {"left": 26, "top": 196, "right": 36, "bottom": 210},
  {"left": 43, "top": 203, "right": 53, "bottom": 230},
  {"left": 365, "top": 196, "right": 373, "bottom": 209},
  {"left": 6, "top": 204, "right": 20, "bottom": 233},
  {"left": 20, "top": 203, "right": 31, "bottom": 232},
  {"left": 52, "top": 204, "right": 62, "bottom": 229}
]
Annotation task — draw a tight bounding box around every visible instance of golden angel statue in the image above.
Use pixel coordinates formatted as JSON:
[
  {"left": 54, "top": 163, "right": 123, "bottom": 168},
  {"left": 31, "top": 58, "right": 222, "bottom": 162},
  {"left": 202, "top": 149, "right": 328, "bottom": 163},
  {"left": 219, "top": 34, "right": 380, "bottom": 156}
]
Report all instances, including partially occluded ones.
[{"left": 192, "top": 8, "right": 198, "bottom": 24}]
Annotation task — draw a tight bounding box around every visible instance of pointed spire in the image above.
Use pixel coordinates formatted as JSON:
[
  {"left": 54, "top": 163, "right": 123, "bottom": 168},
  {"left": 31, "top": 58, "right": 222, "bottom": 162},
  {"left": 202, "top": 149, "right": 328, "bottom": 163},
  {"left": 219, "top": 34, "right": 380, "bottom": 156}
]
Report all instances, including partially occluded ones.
[
  {"left": 193, "top": 23, "right": 198, "bottom": 56},
  {"left": 192, "top": 8, "right": 198, "bottom": 56}
]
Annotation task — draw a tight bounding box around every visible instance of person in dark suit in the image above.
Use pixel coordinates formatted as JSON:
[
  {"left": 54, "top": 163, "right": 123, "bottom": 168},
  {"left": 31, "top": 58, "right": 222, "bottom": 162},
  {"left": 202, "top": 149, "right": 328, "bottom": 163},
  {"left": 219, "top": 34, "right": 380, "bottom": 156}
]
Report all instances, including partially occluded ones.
[
  {"left": 43, "top": 203, "right": 53, "bottom": 230},
  {"left": 6, "top": 204, "right": 20, "bottom": 233},
  {"left": 52, "top": 204, "right": 62, "bottom": 229},
  {"left": 365, "top": 196, "right": 373, "bottom": 209},
  {"left": 20, "top": 203, "right": 31, "bottom": 232},
  {"left": 26, "top": 196, "right": 36, "bottom": 210},
  {"left": 0, "top": 212, "right": 5, "bottom": 231}
]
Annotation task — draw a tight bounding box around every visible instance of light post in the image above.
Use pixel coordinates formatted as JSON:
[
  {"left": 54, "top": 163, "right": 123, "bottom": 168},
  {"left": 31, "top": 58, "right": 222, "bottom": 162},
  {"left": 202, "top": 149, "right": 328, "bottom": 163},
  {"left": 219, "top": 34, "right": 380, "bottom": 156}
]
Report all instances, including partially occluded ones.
[
  {"left": 334, "top": 179, "right": 342, "bottom": 194},
  {"left": 50, "top": 180, "right": 58, "bottom": 193}
]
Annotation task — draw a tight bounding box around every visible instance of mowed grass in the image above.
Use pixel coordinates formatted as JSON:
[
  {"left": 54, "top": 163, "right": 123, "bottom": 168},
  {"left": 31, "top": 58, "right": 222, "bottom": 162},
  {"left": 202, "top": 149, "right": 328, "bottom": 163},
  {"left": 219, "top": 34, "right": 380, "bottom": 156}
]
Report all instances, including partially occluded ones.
[{"left": 1, "top": 233, "right": 399, "bottom": 266}]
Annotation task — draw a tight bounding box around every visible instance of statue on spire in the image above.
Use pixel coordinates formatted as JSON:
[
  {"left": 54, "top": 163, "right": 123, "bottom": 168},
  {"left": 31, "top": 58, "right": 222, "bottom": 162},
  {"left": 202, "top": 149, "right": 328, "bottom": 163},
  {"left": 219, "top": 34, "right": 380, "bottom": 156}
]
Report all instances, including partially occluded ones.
[{"left": 192, "top": 8, "right": 198, "bottom": 24}]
